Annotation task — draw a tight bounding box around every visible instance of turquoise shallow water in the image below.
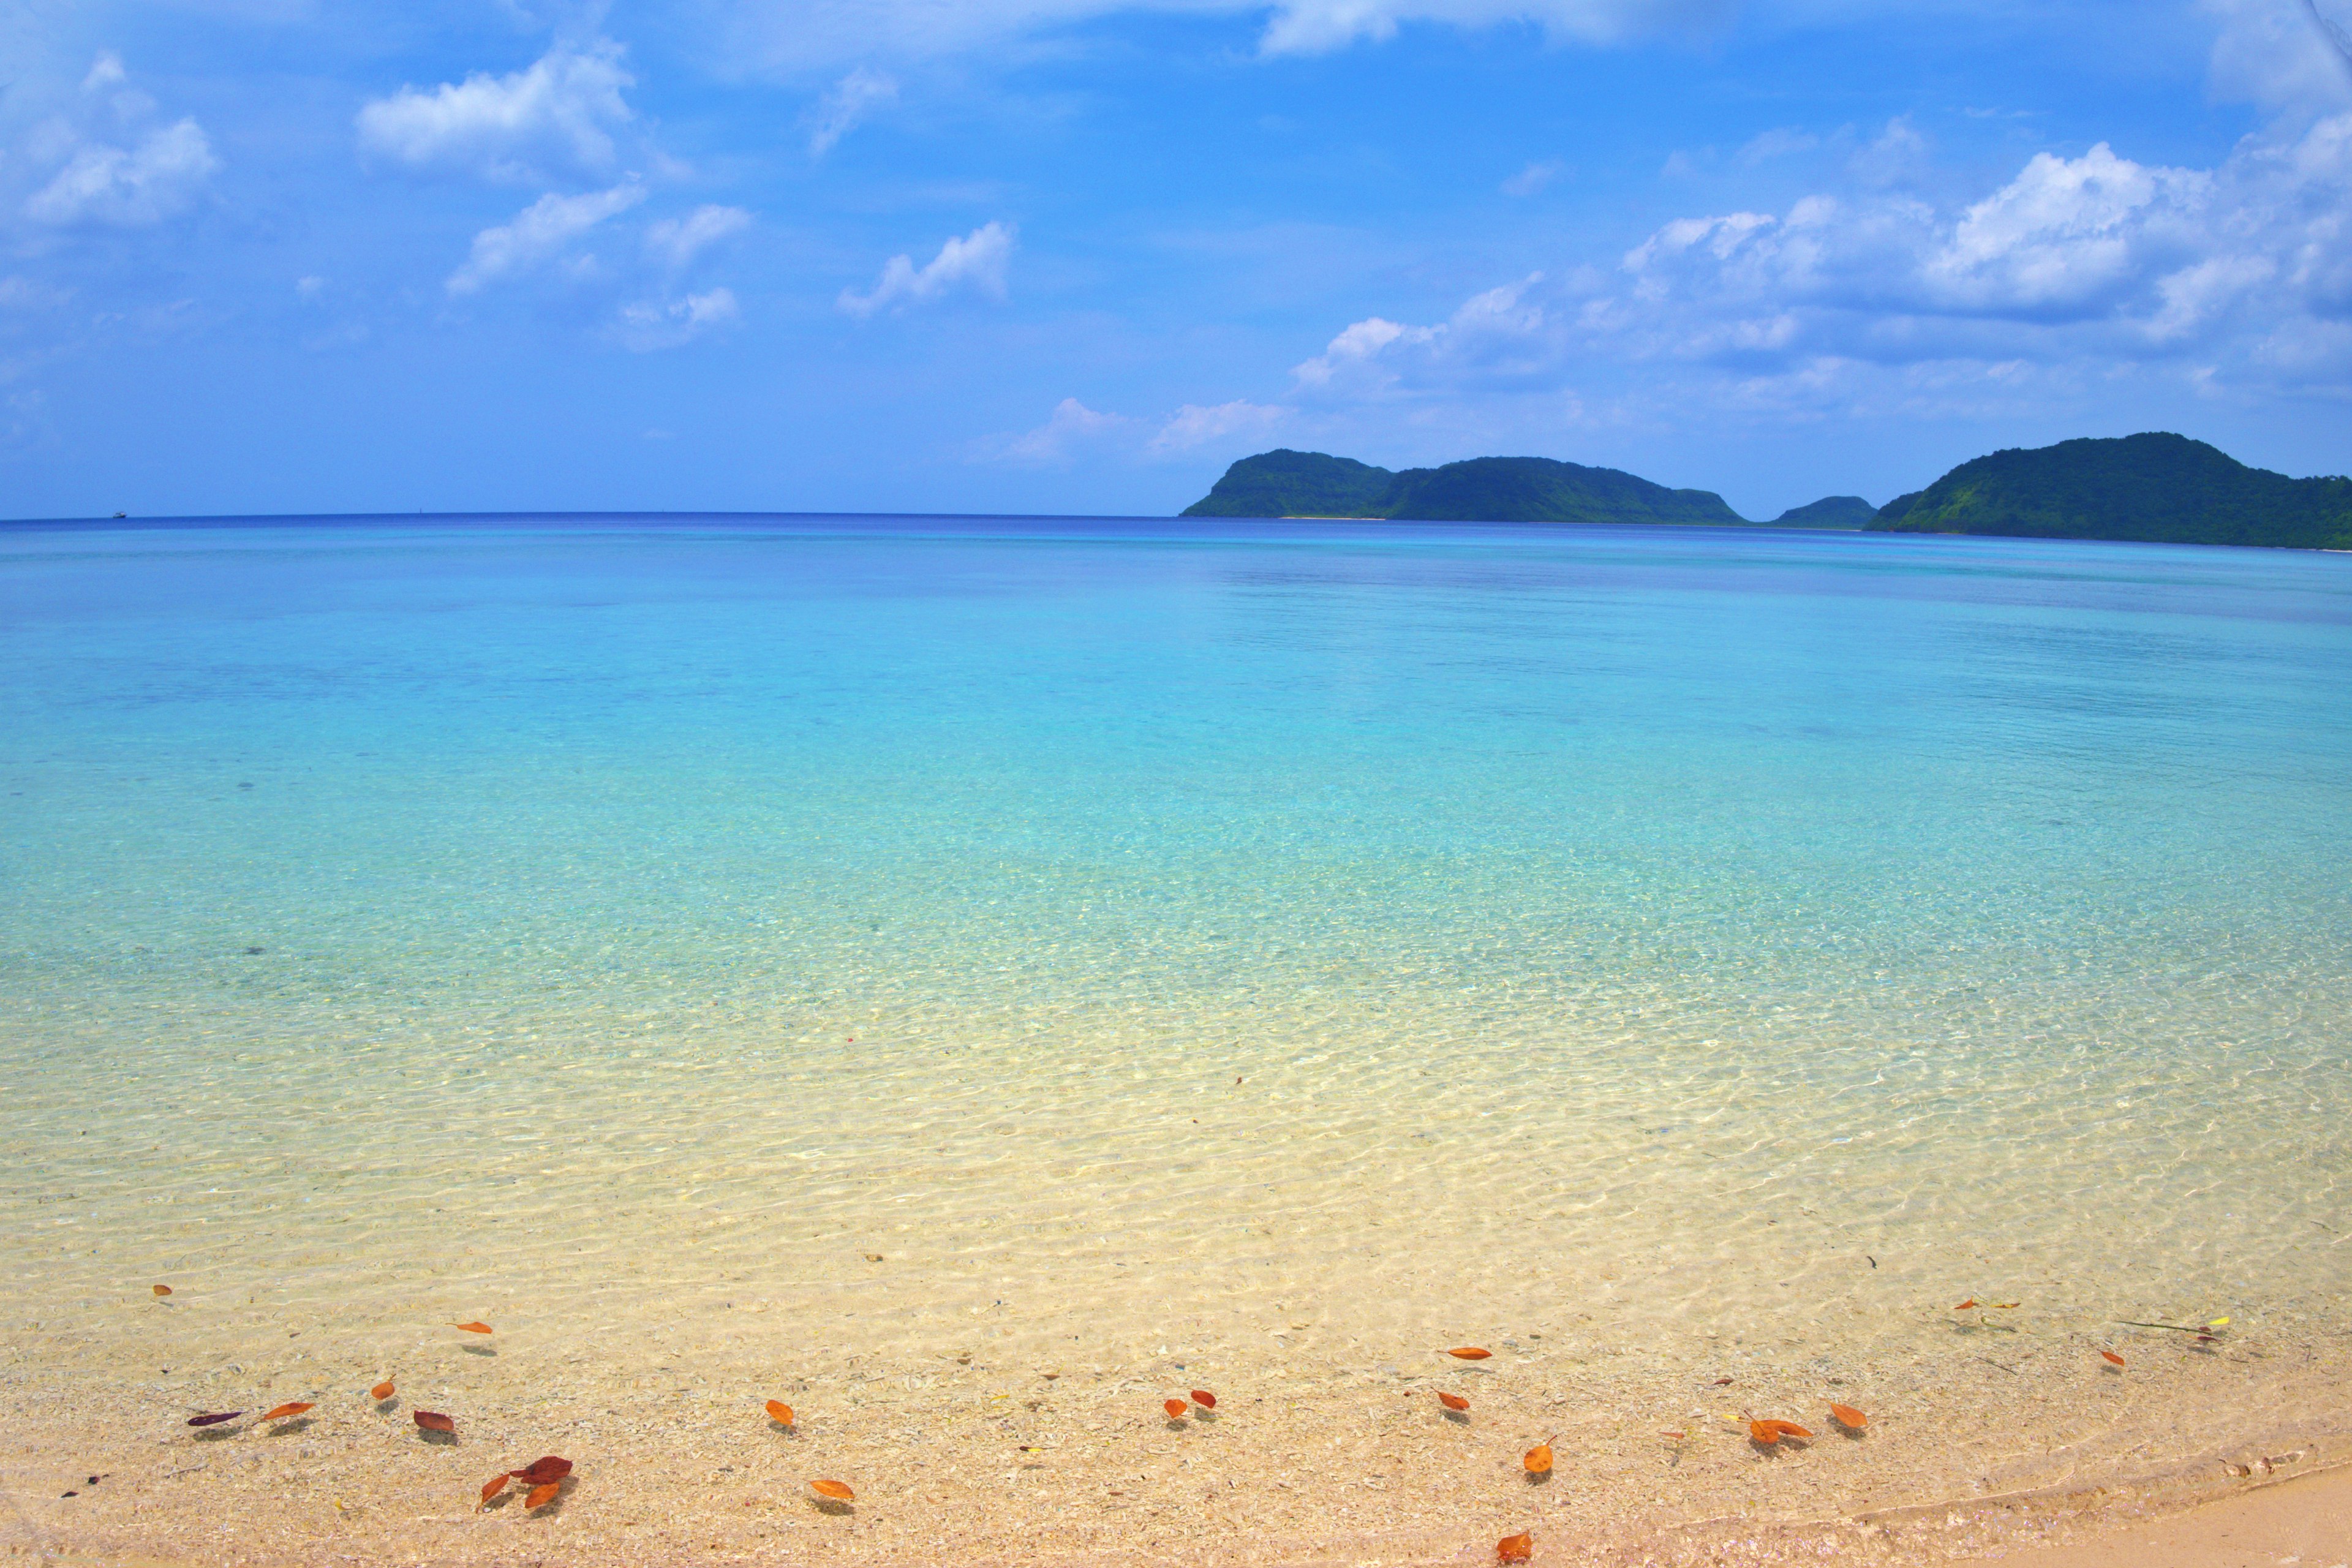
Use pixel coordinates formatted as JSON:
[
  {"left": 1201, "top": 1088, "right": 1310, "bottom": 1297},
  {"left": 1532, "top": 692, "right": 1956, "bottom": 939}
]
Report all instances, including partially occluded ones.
[{"left": 4, "top": 516, "right": 2351, "bottom": 1555}]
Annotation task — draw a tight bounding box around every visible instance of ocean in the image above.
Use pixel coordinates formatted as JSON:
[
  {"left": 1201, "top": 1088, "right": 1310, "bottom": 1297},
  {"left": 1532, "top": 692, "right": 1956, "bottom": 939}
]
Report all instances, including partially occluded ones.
[{"left": 4, "top": 514, "right": 2349, "bottom": 1564}]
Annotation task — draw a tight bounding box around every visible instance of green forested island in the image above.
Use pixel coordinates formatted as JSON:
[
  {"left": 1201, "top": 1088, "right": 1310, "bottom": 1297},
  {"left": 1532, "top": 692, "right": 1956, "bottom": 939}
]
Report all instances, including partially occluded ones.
[
  {"left": 1182, "top": 435, "right": 2352, "bottom": 549},
  {"left": 1869, "top": 432, "right": 2352, "bottom": 549},
  {"left": 1180, "top": 450, "right": 1803, "bottom": 528}
]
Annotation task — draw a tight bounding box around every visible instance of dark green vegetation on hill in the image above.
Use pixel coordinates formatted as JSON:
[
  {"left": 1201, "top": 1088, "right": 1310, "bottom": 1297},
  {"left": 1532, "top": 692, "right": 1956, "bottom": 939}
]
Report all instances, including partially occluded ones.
[
  {"left": 1871, "top": 433, "right": 2352, "bottom": 550},
  {"left": 1183, "top": 450, "right": 1792, "bottom": 527},
  {"left": 1771, "top": 496, "right": 1877, "bottom": 530}
]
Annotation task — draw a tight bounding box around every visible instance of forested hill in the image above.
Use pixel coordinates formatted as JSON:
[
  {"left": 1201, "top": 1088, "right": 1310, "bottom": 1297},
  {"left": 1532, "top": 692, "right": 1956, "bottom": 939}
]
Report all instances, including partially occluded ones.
[
  {"left": 1181, "top": 450, "right": 1787, "bottom": 527},
  {"left": 1869, "top": 434, "right": 2352, "bottom": 549}
]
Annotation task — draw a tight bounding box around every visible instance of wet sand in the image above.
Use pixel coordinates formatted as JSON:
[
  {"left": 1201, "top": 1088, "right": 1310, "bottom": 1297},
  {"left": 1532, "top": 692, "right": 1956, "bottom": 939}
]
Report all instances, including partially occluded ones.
[{"left": 1960, "top": 1460, "right": 2352, "bottom": 1566}]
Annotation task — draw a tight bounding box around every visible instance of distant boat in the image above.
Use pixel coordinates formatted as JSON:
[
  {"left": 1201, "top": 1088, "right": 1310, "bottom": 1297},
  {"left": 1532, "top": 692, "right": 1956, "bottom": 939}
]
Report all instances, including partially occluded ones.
[{"left": 113, "top": 511, "right": 126, "bottom": 518}]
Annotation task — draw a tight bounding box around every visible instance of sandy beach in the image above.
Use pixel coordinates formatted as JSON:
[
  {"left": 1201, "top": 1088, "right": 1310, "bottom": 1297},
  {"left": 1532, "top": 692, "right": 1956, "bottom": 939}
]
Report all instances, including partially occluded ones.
[{"left": 4, "top": 1292, "right": 2346, "bottom": 1568}]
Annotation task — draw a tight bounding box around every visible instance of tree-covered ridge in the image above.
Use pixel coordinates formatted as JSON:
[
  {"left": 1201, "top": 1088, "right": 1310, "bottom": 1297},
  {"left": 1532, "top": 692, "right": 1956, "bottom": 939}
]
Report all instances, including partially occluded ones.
[
  {"left": 1871, "top": 433, "right": 2352, "bottom": 550},
  {"left": 1182, "top": 449, "right": 1765, "bottom": 527},
  {"left": 1771, "top": 496, "right": 1876, "bottom": 529},
  {"left": 1178, "top": 448, "right": 1393, "bottom": 518}
]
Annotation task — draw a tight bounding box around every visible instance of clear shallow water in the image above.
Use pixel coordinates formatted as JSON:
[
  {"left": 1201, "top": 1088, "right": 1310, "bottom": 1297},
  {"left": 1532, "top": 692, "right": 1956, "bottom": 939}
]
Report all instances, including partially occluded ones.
[{"left": 4, "top": 516, "right": 2351, "bottom": 1558}]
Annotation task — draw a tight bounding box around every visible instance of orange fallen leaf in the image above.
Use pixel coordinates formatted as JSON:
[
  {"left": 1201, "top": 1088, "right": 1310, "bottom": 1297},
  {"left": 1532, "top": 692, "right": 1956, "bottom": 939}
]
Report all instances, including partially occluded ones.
[
  {"left": 1438, "top": 1392, "right": 1469, "bottom": 1412},
  {"left": 260, "top": 1402, "right": 313, "bottom": 1422},
  {"left": 452, "top": 1321, "right": 492, "bottom": 1335},
  {"left": 508, "top": 1457, "right": 572, "bottom": 1487},
  {"left": 2101, "top": 1350, "right": 2126, "bottom": 1367},
  {"left": 1660, "top": 1430, "right": 1686, "bottom": 1440},
  {"left": 1750, "top": 1419, "right": 1812, "bottom": 1444},
  {"left": 1449, "top": 1347, "right": 1492, "bottom": 1360},
  {"left": 1954, "top": 1299, "right": 1978, "bottom": 1310},
  {"left": 810, "top": 1479, "right": 854, "bottom": 1501},
  {"left": 1992, "top": 1302, "right": 2021, "bottom": 1310},
  {"left": 765, "top": 1400, "right": 794, "bottom": 1425},
  {"left": 371, "top": 1380, "right": 395, "bottom": 1401},
  {"left": 1770, "top": 1421, "right": 1813, "bottom": 1439},
  {"left": 1163, "top": 1398, "right": 1188, "bottom": 1420},
  {"left": 414, "top": 1411, "right": 456, "bottom": 1433},
  {"left": 1497, "top": 1530, "right": 1532, "bottom": 1563},
  {"left": 480, "top": 1474, "right": 509, "bottom": 1505},
  {"left": 1190, "top": 1390, "right": 1216, "bottom": 1409},
  {"left": 1523, "top": 1444, "right": 1553, "bottom": 1473},
  {"left": 526, "top": 1482, "right": 560, "bottom": 1510},
  {"left": 152, "top": 1284, "right": 172, "bottom": 1297},
  {"left": 1828, "top": 1404, "right": 1868, "bottom": 1430}
]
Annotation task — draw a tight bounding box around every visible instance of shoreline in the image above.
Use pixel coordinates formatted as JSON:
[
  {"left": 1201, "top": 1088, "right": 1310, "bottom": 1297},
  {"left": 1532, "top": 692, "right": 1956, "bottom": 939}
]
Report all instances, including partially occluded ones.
[{"left": 6, "top": 1352, "right": 2345, "bottom": 1568}]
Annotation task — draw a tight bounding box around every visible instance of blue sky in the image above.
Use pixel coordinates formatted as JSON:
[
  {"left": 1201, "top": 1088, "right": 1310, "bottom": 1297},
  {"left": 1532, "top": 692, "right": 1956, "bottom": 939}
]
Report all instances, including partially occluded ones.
[{"left": 2, "top": 0, "right": 2348, "bottom": 520}]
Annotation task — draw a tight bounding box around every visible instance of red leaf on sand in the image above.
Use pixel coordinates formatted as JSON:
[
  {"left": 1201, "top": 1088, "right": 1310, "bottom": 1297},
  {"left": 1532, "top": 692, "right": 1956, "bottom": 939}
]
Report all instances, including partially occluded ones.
[
  {"left": 1190, "top": 1390, "right": 1216, "bottom": 1409},
  {"left": 810, "top": 1479, "right": 854, "bottom": 1501},
  {"left": 187, "top": 1412, "right": 243, "bottom": 1427},
  {"left": 1498, "top": 1531, "right": 1532, "bottom": 1562},
  {"left": 1438, "top": 1392, "right": 1469, "bottom": 1412},
  {"left": 371, "top": 1380, "right": 395, "bottom": 1401},
  {"left": 480, "top": 1474, "right": 509, "bottom": 1505},
  {"left": 508, "top": 1457, "right": 572, "bottom": 1487},
  {"left": 414, "top": 1411, "right": 456, "bottom": 1433},
  {"left": 1828, "top": 1404, "right": 1868, "bottom": 1430},
  {"left": 152, "top": 1285, "right": 172, "bottom": 1297},
  {"left": 1524, "top": 1444, "right": 1553, "bottom": 1474},
  {"left": 260, "top": 1403, "right": 313, "bottom": 1422},
  {"left": 765, "top": 1400, "right": 794, "bottom": 1425},
  {"left": 1751, "top": 1419, "right": 1812, "bottom": 1444},
  {"left": 1449, "top": 1348, "right": 1491, "bottom": 1360},
  {"left": 526, "top": 1482, "right": 560, "bottom": 1510},
  {"left": 452, "top": 1321, "right": 492, "bottom": 1335},
  {"left": 1953, "top": 1299, "right": 1978, "bottom": 1311},
  {"left": 1163, "top": 1399, "right": 1188, "bottom": 1420},
  {"left": 2101, "top": 1350, "right": 2126, "bottom": 1367}
]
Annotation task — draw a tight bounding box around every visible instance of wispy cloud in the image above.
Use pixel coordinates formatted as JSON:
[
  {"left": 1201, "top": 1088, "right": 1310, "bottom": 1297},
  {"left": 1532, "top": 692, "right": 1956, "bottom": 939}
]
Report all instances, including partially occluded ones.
[
  {"left": 616, "top": 288, "right": 741, "bottom": 350},
  {"left": 710, "top": 0, "right": 1732, "bottom": 73},
  {"left": 987, "top": 396, "right": 1134, "bottom": 464},
  {"left": 809, "top": 69, "right": 899, "bottom": 157},
  {"left": 1147, "top": 399, "right": 1287, "bottom": 453},
  {"left": 839, "top": 221, "right": 1015, "bottom": 316},
  {"left": 646, "top": 205, "right": 752, "bottom": 270},
  {"left": 1501, "top": 159, "right": 1563, "bottom": 196},
  {"left": 24, "top": 118, "right": 217, "bottom": 227},
  {"left": 447, "top": 183, "right": 647, "bottom": 294}
]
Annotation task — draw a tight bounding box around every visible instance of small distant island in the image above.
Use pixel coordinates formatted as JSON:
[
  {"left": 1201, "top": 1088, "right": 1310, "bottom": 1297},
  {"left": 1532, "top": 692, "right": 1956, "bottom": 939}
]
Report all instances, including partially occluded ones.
[
  {"left": 1182, "top": 435, "right": 2352, "bottom": 551},
  {"left": 1181, "top": 450, "right": 1866, "bottom": 530}
]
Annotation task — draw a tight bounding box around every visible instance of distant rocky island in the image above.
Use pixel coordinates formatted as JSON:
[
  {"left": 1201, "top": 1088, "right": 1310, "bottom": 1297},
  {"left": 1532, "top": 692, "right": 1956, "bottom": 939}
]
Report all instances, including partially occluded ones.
[{"left": 1182, "top": 435, "right": 2352, "bottom": 550}]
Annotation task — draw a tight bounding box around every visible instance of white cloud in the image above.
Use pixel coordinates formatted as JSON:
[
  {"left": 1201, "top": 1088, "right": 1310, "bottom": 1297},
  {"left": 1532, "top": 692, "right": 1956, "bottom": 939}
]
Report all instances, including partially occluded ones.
[
  {"left": 617, "top": 287, "right": 741, "bottom": 350},
  {"left": 447, "top": 183, "right": 647, "bottom": 294},
  {"left": 24, "top": 118, "right": 217, "bottom": 226},
  {"left": 987, "top": 397, "right": 1136, "bottom": 464},
  {"left": 2206, "top": 0, "right": 2352, "bottom": 113},
  {"left": 358, "top": 40, "right": 635, "bottom": 184},
  {"left": 706, "top": 0, "right": 1728, "bottom": 73},
  {"left": 809, "top": 69, "right": 899, "bottom": 157},
  {"left": 1501, "top": 159, "right": 1563, "bottom": 195},
  {"left": 839, "top": 221, "right": 1015, "bottom": 316},
  {"left": 646, "top": 205, "right": 752, "bottom": 269},
  {"left": 1286, "top": 108, "right": 2352, "bottom": 415},
  {"left": 1737, "top": 127, "right": 1818, "bottom": 166},
  {"left": 82, "top": 52, "right": 127, "bottom": 92},
  {"left": 1147, "top": 399, "right": 1289, "bottom": 453}
]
